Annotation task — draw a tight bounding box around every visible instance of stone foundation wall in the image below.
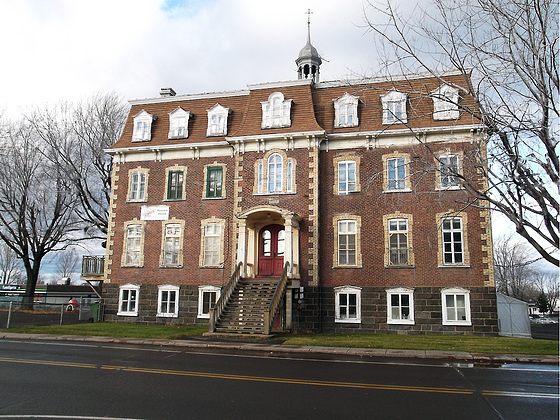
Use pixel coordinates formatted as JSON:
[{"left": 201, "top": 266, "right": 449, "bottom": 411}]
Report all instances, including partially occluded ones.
[{"left": 102, "top": 284, "right": 498, "bottom": 336}]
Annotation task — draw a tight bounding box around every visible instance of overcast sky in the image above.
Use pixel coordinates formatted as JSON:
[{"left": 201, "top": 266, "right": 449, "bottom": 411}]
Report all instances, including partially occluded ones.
[
  {"left": 0, "top": 0, "right": 391, "bottom": 117},
  {"left": 1, "top": 0, "right": 554, "bottom": 276}
]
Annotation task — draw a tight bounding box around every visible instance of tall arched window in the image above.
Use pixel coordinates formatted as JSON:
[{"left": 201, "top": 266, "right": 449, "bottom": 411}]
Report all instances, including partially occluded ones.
[{"left": 267, "top": 153, "right": 283, "bottom": 193}]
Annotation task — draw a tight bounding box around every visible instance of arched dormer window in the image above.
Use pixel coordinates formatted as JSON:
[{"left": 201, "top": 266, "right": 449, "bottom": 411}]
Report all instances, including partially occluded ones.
[
  {"left": 168, "top": 107, "right": 191, "bottom": 139},
  {"left": 207, "top": 103, "right": 230, "bottom": 136},
  {"left": 261, "top": 92, "right": 292, "bottom": 129},
  {"left": 432, "top": 85, "right": 460, "bottom": 120},
  {"left": 381, "top": 89, "right": 407, "bottom": 125},
  {"left": 333, "top": 93, "right": 359, "bottom": 128},
  {"left": 132, "top": 110, "right": 155, "bottom": 142}
]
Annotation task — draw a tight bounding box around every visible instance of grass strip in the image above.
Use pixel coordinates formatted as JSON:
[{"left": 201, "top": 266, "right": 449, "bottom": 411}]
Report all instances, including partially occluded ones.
[{"left": 1, "top": 323, "right": 557, "bottom": 355}]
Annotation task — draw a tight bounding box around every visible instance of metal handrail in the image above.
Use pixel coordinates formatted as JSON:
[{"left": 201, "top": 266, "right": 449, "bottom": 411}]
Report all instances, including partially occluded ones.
[
  {"left": 209, "top": 261, "right": 243, "bottom": 333},
  {"left": 263, "top": 261, "right": 290, "bottom": 335}
]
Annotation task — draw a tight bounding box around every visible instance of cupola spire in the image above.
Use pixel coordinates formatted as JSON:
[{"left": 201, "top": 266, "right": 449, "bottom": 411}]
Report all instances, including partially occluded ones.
[{"left": 296, "top": 9, "right": 322, "bottom": 82}]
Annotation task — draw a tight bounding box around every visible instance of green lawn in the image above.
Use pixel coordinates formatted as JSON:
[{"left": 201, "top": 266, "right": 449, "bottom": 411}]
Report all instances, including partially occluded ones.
[
  {"left": 1, "top": 323, "right": 557, "bottom": 355},
  {"left": 1, "top": 323, "right": 208, "bottom": 339},
  {"left": 278, "top": 333, "right": 559, "bottom": 355}
]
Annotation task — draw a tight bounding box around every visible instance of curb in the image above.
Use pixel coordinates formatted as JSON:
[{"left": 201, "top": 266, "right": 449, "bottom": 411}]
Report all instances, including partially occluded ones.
[{"left": 0, "top": 332, "right": 557, "bottom": 366}]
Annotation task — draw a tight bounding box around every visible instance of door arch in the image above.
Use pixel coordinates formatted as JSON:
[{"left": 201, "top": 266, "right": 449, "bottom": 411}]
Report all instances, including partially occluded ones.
[{"left": 258, "top": 224, "right": 285, "bottom": 276}]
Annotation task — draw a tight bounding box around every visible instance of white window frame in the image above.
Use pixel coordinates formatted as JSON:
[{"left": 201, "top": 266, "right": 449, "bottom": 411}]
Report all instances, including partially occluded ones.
[
  {"left": 200, "top": 220, "right": 224, "bottom": 268},
  {"left": 261, "top": 92, "right": 292, "bottom": 129},
  {"left": 334, "top": 286, "right": 361, "bottom": 323},
  {"left": 441, "top": 217, "right": 464, "bottom": 265},
  {"left": 388, "top": 218, "right": 409, "bottom": 266},
  {"left": 338, "top": 220, "right": 357, "bottom": 266},
  {"left": 386, "top": 287, "right": 415, "bottom": 325},
  {"left": 338, "top": 160, "right": 357, "bottom": 195},
  {"left": 441, "top": 288, "right": 471, "bottom": 326},
  {"left": 286, "top": 159, "right": 294, "bottom": 193},
  {"left": 157, "top": 285, "right": 179, "bottom": 318},
  {"left": 387, "top": 157, "right": 406, "bottom": 191},
  {"left": 432, "top": 85, "right": 460, "bottom": 120},
  {"left": 333, "top": 93, "right": 359, "bottom": 128},
  {"left": 128, "top": 170, "right": 147, "bottom": 202},
  {"left": 132, "top": 110, "right": 154, "bottom": 142},
  {"left": 168, "top": 107, "right": 191, "bottom": 139},
  {"left": 206, "top": 103, "right": 230, "bottom": 136},
  {"left": 198, "top": 285, "right": 221, "bottom": 319},
  {"left": 124, "top": 224, "right": 143, "bottom": 266},
  {"left": 162, "top": 223, "right": 181, "bottom": 267},
  {"left": 267, "top": 153, "right": 283, "bottom": 193},
  {"left": 117, "top": 284, "right": 140, "bottom": 316},
  {"left": 381, "top": 90, "right": 407, "bottom": 124},
  {"left": 439, "top": 154, "right": 460, "bottom": 189}
]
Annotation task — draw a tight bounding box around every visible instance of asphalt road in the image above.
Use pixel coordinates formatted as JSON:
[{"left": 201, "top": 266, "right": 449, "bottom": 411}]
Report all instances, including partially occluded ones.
[{"left": 0, "top": 339, "right": 557, "bottom": 420}]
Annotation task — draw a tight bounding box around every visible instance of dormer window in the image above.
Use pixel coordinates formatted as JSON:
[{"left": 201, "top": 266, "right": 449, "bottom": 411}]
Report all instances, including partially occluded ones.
[
  {"left": 333, "top": 93, "right": 359, "bottom": 128},
  {"left": 261, "top": 92, "right": 292, "bottom": 129},
  {"left": 132, "top": 110, "right": 155, "bottom": 142},
  {"left": 381, "top": 90, "right": 407, "bottom": 125},
  {"left": 432, "top": 85, "right": 460, "bottom": 120},
  {"left": 207, "top": 103, "right": 230, "bottom": 136},
  {"left": 168, "top": 107, "right": 191, "bottom": 139}
]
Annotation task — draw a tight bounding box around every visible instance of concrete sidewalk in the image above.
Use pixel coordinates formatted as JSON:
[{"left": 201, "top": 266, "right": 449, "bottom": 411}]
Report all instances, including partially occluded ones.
[{"left": 1, "top": 332, "right": 557, "bottom": 366}]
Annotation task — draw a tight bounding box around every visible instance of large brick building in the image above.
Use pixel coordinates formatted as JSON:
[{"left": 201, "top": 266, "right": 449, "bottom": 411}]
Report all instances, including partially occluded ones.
[{"left": 102, "top": 29, "right": 498, "bottom": 335}]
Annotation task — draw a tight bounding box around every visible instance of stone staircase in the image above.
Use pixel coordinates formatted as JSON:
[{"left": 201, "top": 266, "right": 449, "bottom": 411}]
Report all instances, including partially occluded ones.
[{"left": 214, "top": 278, "right": 280, "bottom": 334}]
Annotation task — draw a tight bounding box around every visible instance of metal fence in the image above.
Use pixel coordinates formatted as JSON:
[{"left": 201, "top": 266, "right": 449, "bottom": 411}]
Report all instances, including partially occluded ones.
[{"left": 0, "top": 298, "right": 102, "bottom": 329}]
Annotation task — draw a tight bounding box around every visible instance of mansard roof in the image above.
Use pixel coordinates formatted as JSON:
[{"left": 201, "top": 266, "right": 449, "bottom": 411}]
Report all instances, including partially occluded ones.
[{"left": 111, "top": 71, "right": 481, "bottom": 150}]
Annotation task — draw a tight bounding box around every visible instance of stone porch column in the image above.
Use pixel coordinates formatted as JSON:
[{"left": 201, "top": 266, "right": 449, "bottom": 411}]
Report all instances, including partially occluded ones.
[
  {"left": 236, "top": 219, "right": 247, "bottom": 277},
  {"left": 284, "top": 215, "right": 295, "bottom": 279}
]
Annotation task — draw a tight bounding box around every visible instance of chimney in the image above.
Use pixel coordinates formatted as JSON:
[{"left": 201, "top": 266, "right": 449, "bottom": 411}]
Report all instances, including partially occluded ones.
[{"left": 160, "top": 87, "right": 176, "bottom": 97}]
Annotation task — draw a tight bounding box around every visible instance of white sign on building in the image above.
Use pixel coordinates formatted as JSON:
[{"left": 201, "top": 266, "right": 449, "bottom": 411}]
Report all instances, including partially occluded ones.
[{"left": 141, "top": 205, "right": 170, "bottom": 221}]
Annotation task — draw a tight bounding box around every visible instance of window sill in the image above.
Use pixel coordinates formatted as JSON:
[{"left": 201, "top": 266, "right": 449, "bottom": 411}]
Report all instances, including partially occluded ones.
[
  {"left": 126, "top": 199, "right": 148, "bottom": 203},
  {"left": 159, "top": 265, "right": 183, "bottom": 269},
  {"left": 384, "top": 265, "right": 415, "bottom": 269},
  {"left": 334, "top": 123, "right": 359, "bottom": 129},
  {"left": 198, "top": 314, "right": 210, "bottom": 319},
  {"left": 131, "top": 138, "right": 151, "bottom": 143},
  {"left": 157, "top": 313, "right": 179, "bottom": 318},
  {"left": 442, "top": 321, "right": 472, "bottom": 326},
  {"left": 117, "top": 312, "right": 138, "bottom": 317},
  {"left": 333, "top": 265, "right": 363, "bottom": 269},
  {"left": 438, "top": 265, "right": 471, "bottom": 268},
  {"left": 335, "top": 318, "right": 361, "bottom": 324},
  {"left": 168, "top": 136, "right": 188, "bottom": 140},
  {"left": 387, "top": 319, "right": 415, "bottom": 325},
  {"left": 383, "top": 189, "right": 412, "bottom": 194},
  {"left": 253, "top": 192, "right": 297, "bottom": 196},
  {"left": 202, "top": 197, "right": 226, "bottom": 200},
  {"left": 337, "top": 190, "right": 361, "bottom": 196},
  {"left": 121, "top": 264, "right": 144, "bottom": 268},
  {"left": 163, "top": 198, "right": 186, "bottom": 202},
  {"left": 198, "top": 265, "right": 224, "bottom": 269},
  {"left": 435, "top": 186, "right": 462, "bottom": 191}
]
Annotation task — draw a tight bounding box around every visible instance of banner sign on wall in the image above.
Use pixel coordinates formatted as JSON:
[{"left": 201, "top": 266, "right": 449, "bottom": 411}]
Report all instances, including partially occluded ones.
[{"left": 140, "top": 205, "right": 170, "bottom": 221}]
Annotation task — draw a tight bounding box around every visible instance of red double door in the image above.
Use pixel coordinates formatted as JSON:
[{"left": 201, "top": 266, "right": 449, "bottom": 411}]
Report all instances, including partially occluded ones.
[{"left": 258, "top": 224, "right": 285, "bottom": 276}]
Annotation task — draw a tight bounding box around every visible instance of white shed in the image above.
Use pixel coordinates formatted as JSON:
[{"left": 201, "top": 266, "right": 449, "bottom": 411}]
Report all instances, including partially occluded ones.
[{"left": 496, "top": 293, "right": 532, "bottom": 339}]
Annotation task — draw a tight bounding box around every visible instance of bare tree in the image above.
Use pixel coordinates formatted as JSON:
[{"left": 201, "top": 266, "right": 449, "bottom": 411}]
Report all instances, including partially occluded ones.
[
  {"left": 0, "top": 242, "right": 23, "bottom": 284},
  {"left": 32, "top": 92, "right": 128, "bottom": 238},
  {"left": 494, "top": 235, "right": 540, "bottom": 300},
  {"left": 0, "top": 120, "right": 82, "bottom": 308},
  {"left": 364, "top": 0, "right": 559, "bottom": 265},
  {"left": 55, "top": 249, "right": 80, "bottom": 282},
  {"left": 533, "top": 270, "right": 560, "bottom": 313}
]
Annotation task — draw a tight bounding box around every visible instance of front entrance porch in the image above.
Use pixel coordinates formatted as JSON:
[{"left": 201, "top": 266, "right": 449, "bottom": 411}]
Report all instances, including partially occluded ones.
[{"left": 235, "top": 205, "right": 300, "bottom": 280}]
